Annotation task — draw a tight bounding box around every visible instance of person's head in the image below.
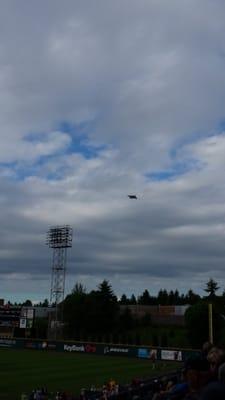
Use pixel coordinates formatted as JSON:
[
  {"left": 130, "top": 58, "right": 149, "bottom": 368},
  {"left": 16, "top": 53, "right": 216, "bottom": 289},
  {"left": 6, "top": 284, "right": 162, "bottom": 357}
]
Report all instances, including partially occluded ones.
[
  {"left": 166, "top": 380, "right": 174, "bottom": 390},
  {"left": 207, "top": 347, "right": 225, "bottom": 372},
  {"left": 202, "top": 342, "right": 213, "bottom": 356}
]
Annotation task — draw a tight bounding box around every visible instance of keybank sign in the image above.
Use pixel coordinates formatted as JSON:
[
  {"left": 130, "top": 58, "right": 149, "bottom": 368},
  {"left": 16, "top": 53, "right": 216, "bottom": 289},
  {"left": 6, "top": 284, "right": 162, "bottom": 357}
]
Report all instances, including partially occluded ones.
[
  {"left": 64, "top": 344, "right": 85, "bottom": 352},
  {"left": 63, "top": 343, "right": 130, "bottom": 354}
]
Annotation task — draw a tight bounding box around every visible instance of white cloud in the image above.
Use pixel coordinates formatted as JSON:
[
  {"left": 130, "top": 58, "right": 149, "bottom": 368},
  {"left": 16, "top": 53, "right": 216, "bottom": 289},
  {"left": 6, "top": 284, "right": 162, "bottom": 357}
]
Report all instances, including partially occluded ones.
[{"left": 0, "top": 131, "right": 71, "bottom": 163}]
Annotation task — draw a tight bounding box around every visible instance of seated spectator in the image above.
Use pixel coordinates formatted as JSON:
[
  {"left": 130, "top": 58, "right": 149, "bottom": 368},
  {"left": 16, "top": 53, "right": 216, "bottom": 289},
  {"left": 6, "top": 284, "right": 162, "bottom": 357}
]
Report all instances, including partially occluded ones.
[
  {"left": 152, "top": 374, "right": 188, "bottom": 400},
  {"left": 207, "top": 347, "right": 225, "bottom": 378},
  {"left": 108, "top": 378, "right": 116, "bottom": 391}
]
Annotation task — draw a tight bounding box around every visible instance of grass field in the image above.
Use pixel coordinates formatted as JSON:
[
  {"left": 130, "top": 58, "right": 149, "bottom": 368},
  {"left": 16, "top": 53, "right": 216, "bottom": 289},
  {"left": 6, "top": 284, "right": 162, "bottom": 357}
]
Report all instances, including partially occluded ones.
[{"left": 0, "top": 349, "right": 180, "bottom": 400}]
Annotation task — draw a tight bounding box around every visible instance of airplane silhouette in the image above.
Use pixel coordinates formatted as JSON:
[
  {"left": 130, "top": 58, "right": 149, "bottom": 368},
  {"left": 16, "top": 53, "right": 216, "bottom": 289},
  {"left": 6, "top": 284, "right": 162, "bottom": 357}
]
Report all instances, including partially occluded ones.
[{"left": 128, "top": 195, "right": 138, "bottom": 199}]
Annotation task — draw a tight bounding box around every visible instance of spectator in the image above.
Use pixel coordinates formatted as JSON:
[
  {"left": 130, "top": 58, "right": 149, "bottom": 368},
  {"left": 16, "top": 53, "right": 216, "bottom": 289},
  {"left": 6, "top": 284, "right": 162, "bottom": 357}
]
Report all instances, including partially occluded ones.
[{"left": 207, "top": 347, "right": 225, "bottom": 378}]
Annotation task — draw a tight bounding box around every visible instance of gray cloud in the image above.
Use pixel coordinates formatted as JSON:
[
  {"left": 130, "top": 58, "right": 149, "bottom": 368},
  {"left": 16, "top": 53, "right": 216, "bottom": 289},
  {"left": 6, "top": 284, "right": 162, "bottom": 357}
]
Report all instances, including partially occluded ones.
[{"left": 0, "top": 1, "right": 225, "bottom": 301}]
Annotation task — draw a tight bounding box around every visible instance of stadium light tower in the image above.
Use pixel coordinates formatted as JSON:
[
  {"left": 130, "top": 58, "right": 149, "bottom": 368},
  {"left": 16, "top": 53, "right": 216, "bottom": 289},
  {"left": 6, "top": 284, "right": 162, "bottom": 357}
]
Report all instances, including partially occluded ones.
[{"left": 46, "top": 225, "right": 73, "bottom": 330}]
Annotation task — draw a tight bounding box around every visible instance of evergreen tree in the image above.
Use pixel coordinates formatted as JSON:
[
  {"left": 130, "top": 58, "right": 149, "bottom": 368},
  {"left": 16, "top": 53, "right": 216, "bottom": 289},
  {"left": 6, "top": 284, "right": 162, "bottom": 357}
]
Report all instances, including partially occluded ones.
[
  {"left": 180, "top": 293, "right": 186, "bottom": 305},
  {"left": 120, "top": 294, "right": 129, "bottom": 304},
  {"left": 174, "top": 289, "right": 180, "bottom": 304},
  {"left": 185, "top": 289, "right": 200, "bottom": 305},
  {"left": 157, "top": 289, "right": 169, "bottom": 305},
  {"left": 22, "top": 299, "right": 32, "bottom": 306},
  {"left": 86, "top": 280, "right": 119, "bottom": 334},
  {"left": 204, "top": 278, "right": 220, "bottom": 299},
  {"left": 98, "top": 280, "right": 117, "bottom": 301},
  {"left": 41, "top": 298, "right": 49, "bottom": 307},
  {"left": 138, "top": 289, "right": 151, "bottom": 305},
  {"left": 168, "top": 290, "right": 175, "bottom": 305},
  {"left": 72, "top": 282, "right": 86, "bottom": 295},
  {"left": 130, "top": 294, "right": 137, "bottom": 304},
  {"left": 63, "top": 282, "right": 87, "bottom": 338}
]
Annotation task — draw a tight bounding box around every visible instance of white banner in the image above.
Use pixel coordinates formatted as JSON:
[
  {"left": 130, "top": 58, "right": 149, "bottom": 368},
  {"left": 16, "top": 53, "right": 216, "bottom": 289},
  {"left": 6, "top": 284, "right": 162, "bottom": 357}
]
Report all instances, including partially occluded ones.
[
  {"left": 161, "top": 349, "right": 182, "bottom": 361},
  {"left": 19, "top": 318, "right": 26, "bottom": 328}
]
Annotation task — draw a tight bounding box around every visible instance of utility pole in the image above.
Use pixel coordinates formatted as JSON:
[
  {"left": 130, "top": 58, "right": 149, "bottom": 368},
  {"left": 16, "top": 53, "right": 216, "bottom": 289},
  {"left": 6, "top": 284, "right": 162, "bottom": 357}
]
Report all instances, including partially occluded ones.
[{"left": 208, "top": 303, "right": 213, "bottom": 344}]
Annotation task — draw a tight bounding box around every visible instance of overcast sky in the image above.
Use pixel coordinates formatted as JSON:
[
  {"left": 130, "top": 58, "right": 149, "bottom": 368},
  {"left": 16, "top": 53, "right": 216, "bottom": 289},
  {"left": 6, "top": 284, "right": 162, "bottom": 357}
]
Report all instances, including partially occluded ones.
[{"left": 1, "top": 0, "right": 225, "bottom": 302}]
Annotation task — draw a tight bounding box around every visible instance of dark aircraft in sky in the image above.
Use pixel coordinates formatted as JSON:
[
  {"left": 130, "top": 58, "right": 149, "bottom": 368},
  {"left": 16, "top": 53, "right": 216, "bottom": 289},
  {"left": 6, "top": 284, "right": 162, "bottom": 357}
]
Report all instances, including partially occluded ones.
[{"left": 128, "top": 195, "right": 138, "bottom": 199}]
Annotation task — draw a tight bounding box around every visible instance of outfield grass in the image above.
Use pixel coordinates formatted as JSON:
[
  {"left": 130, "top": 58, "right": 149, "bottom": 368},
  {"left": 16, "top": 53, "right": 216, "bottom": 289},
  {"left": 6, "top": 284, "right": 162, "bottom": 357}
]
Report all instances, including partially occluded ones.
[{"left": 0, "top": 349, "right": 180, "bottom": 400}]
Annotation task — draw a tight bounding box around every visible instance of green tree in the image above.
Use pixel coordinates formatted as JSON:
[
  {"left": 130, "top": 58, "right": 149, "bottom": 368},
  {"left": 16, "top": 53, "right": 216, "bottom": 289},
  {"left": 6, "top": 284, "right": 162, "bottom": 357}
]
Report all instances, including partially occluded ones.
[
  {"left": 119, "top": 307, "right": 134, "bottom": 331},
  {"left": 185, "top": 302, "right": 209, "bottom": 347},
  {"left": 180, "top": 293, "right": 186, "bottom": 305},
  {"left": 33, "top": 317, "right": 48, "bottom": 338},
  {"left": 138, "top": 289, "right": 151, "bottom": 305},
  {"left": 221, "top": 290, "right": 225, "bottom": 302},
  {"left": 42, "top": 299, "right": 49, "bottom": 307},
  {"left": 22, "top": 299, "right": 32, "bottom": 306},
  {"left": 185, "top": 289, "right": 201, "bottom": 305},
  {"left": 185, "top": 301, "right": 223, "bottom": 348},
  {"left": 76, "top": 281, "right": 119, "bottom": 337},
  {"left": 141, "top": 312, "right": 151, "bottom": 327},
  {"left": 204, "top": 278, "right": 220, "bottom": 299},
  {"left": 120, "top": 294, "right": 129, "bottom": 304},
  {"left": 98, "top": 280, "right": 117, "bottom": 301},
  {"left": 168, "top": 290, "right": 175, "bottom": 305},
  {"left": 96, "top": 280, "right": 118, "bottom": 332},
  {"left": 130, "top": 294, "right": 137, "bottom": 304},
  {"left": 157, "top": 289, "right": 169, "bottom": 305},
  {"left": 72, "top": 282, "right": 86, "bottom": 295},
  {"left": 63, "top": 280, "right": 120, "bottom": 339},
  {"left": 63, "top": 282, "right": 87, "bottom": 338},
  {"left": 174, "top": 289, "right": 180, "bottom": 304}
]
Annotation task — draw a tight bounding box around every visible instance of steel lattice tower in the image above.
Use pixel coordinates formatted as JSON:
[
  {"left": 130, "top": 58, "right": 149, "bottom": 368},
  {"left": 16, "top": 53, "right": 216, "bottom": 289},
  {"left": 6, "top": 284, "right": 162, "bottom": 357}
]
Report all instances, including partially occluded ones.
[{"left": 46, "top": 226, "right": 73, "bottom": 322}]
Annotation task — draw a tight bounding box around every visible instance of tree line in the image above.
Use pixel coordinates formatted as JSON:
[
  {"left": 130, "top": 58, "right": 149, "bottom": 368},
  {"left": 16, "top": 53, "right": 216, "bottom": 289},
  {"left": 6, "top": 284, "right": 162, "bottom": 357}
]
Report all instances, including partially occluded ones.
[
  {"left": 8, "top": 277, "right": 225, "bottom": 348},
  {"left": 60, "top": 278, "right": 225, "bottom": 348},
  {"left": 7, "top": 277, "right": 221, "bottom": 308}
]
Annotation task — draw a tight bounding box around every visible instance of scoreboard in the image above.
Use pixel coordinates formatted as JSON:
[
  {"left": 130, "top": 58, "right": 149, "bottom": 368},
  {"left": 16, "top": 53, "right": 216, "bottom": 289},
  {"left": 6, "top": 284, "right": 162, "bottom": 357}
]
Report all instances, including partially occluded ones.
[
  {"left": 0, "top": 307, "right": 21, "bottom": 327},
  {"left": 0, "top": 306, "right": 35, "bottom": 329}
]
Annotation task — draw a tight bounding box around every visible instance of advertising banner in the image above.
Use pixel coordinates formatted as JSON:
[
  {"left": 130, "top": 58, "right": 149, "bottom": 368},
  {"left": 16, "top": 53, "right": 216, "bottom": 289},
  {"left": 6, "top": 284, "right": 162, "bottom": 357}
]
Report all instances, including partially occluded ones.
[
  {"left": 64, "top": 343, "right": 86, "bottom": 353},
  {"left": 138, "top": 348, "right": 157, "bottom": 360},
  {"left": 19, "top": 318, "right": 26, "bottom": 329},
  {"left": 25, "top": 341, "right": 41, "bottom": 350},
  {"left": 103, "top": 345, "right": 129, "bottom": 355},
  {"left": 41, "top": 341, "right": 58, "bottom": 351},
  {"left": 182, "top": 350, "right": 201, "bottom": 362},
  {"left": 161, "top": 349, "right": 182, "bottom": 361},
  {"left": 24, "top": 340, "right": 60, "bottom": 351},
  {"left": 63, "top": 342, "right": 98, "bottom": 354},
  {"left": 0, "top": 337, "right": 202, "bottom": 364},
  {"left": 15, "top": 339, "right": 25, "bottom": 349},
  {"left": 0, "top": 339, "right": 17, "bottom": 348},
  {"left": 62, "top": 342, "right": 136, "bottom": 357}
]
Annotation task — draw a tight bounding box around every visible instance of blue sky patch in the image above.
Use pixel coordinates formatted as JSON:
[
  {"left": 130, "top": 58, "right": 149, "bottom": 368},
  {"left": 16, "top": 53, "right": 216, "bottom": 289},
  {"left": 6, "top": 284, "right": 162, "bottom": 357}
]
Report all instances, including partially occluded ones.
[
  {"left": 25, "top": 120, "right": 107, "bottom": 161},
  {"left": 2, "top": 121, "right": 108, "bottom": 181},
  {"left": 147, "top": 132, "right": 206, "bottom": 182},
  {"left": 147, "top": 162, "right": 190, "bottom": 181},
  {"left": 147, "top": 156, "right": 203, "bottom": 182},
  {"left": 57, "top": 121, "right": 107, "bottom": 159}
]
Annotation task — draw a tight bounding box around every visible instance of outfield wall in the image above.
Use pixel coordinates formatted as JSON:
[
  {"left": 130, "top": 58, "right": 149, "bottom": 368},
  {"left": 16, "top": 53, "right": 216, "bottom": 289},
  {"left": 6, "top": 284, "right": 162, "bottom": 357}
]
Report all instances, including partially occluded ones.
[{"left": 0, "top": 337, "right": 200, "bottom": 362}]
